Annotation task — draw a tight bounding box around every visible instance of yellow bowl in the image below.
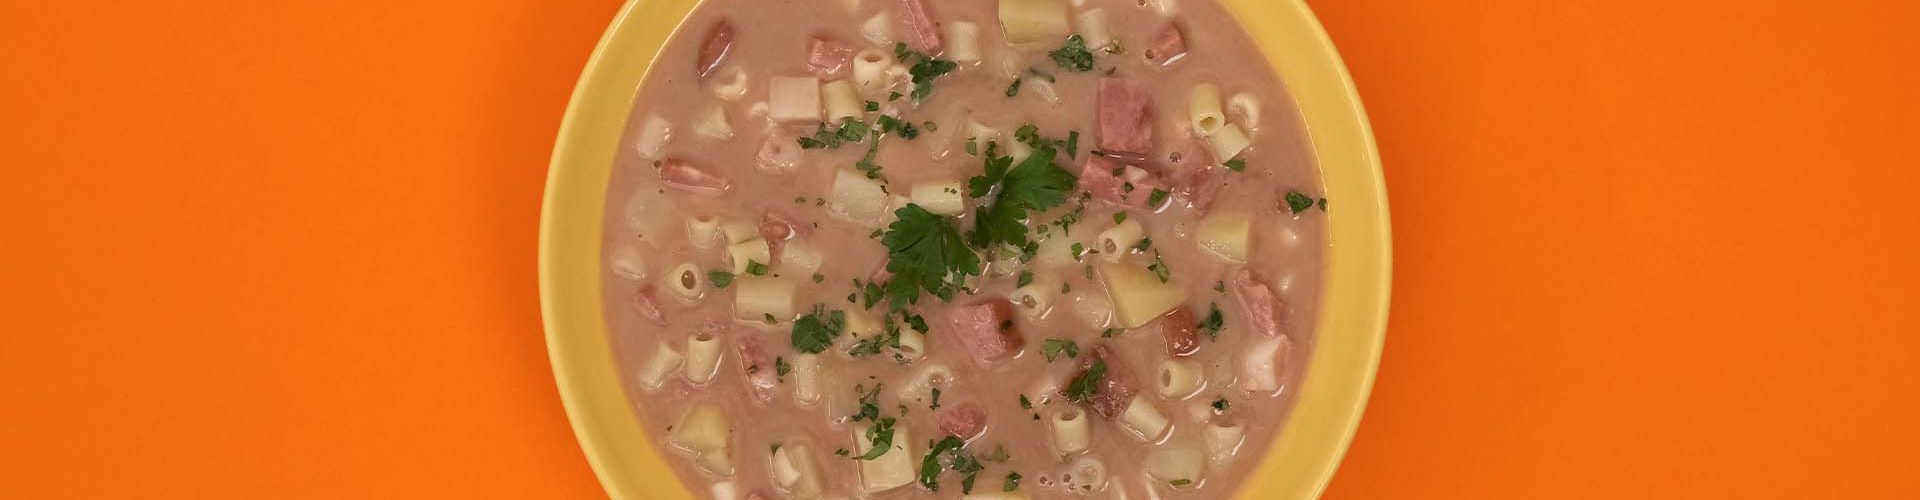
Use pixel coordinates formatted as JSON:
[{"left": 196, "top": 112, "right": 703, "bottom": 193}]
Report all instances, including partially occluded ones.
[{"left": 540, "top": 0, "right": 1390, "bottom": 498}]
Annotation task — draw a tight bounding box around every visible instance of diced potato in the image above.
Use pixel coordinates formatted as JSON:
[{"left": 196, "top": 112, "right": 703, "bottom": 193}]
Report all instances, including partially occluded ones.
[
  {"left": 1196, "top": 211, "right": 1253, "bottom": 263},
  {"left": 769, "top": 76, "right": 821, "bottom": 123},
  {"left": 827, "top": 169, "right": 890, "bottom": 229},
  {"left": 669, "top": 402, "right": 730, "bottom": 452},
  {"left": 998, "top": 0, "right": 1070, "bottom": 44},
  {"left": 853, "top": 423, "right": 915, "bottom": 492},
  {"left": 910, "top": 181, "right": 966, "bottom": 215},
  {"left": 1145, "top": 444, "right": 1205, "bottom": 487},
  {"left": 692, "top": 104, "right": 733, "bottom": 140},
  {"left": 1099, "top": 261, "right": 1188, "bottom": 328},
  {"left": 779, "top": 239, "right": 825, "bottom": 274}
]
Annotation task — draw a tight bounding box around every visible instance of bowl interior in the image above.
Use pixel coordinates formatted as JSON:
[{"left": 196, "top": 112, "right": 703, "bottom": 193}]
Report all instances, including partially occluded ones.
[{"left": 539, "top": 0, "right": 1390, "bottom": 498}]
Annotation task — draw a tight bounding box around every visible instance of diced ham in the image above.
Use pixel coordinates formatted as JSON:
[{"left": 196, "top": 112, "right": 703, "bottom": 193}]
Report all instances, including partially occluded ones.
[
  {"left": 743, "top": 491, "right": 773, "bottom": 500},
  {"left": 659, "top": 157, "right": 733, "bottom": 195},
  {"left": 1231, "top": 269, "right": 1286, "bottom": 338},
  {"left": 735, "top": 336, "right": 778, "bottom": 404},
  {"left": 944, "top": 299, "right": 1023, "bottom": 365},
  {"left": 756, "top": 133, "right": 802, "bottom": 176},
  {"left": 632, "top": 286, "right": 666, "bottom": 326},
  {"left": 933, "top": 400, "right": 987, "bottom": 440},
  {"left": 759, "top": 207, "right": 811, "bottom": 262},
  {"left": 1078, "top": 155, "right": 1164, "bottom": 208},
  {"left": 1159, "top": 307, "right": 1200, "bottom": 357},
  {"left": 806, "top": 36, "right": 856, "bottom": 78},
  {"left": 1096, "top": 78, "right": 1154, "bottom": 157},
  {"left": 896, "top": 0, "right": 943, "bottom": 54},
  {"left": 1066, "top": 345, "right": 1138, "bottom": 419},
  {"left": 1145, "top": 23, "right": 1189, "bottom": 66},
  {"left": 696, "top": 20, "right": 735, "bottom": 80}
]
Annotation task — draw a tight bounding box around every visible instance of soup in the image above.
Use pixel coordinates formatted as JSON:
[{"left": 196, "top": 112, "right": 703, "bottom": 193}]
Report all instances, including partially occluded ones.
[{"left": 601, "top": 0, "right": 1325, "bottom": 498}]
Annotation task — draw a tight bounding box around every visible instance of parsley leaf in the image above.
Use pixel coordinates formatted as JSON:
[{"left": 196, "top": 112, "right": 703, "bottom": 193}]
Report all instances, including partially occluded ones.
[
  {"left": 968, "top": 143, "right": 1075, "bottom": 249},
  {"left": 880, "top": 204, "right": 981, "bottom": 310},
  {"left": 1199, "top": 303, "right": 1224, "bottom": 339},
  {"left": 896, "top": 43, "right": 959, "bottom": 102},
  {"left": 856, "top": 416, "right": 897, "bottom": 460},
  {"left": 1286, "top": 190, "right": 1315, "bottom": 213},
  {"left": 1016, "top": 270, "right": 1035, "bottom": 288},
  {"left": 1041, "top": 338, "right": 1079, "bottom": 362},
  {"left": 876, "top": 114, "right": 920, "bottom": 139},
  {"left": 1064, "top": 360, "right": 1106, "bottom": 403},
  {"left": 790, "top": 307, "right": 846, "bottom": 354},
  {"left": 707, "top": 270, "right": 734, "bottom": 289},
  {"left": 1224, "top": 157, "right": 1247, "bottom": 172},
  {"left": 919, "top": 436, "right": 966, "bottom": 490},
  {"left": 1049, "top": 34, "right": 1096, "bottom": 72},
  {"left": 1004, "top": 471, "right": 1023, "bottom": 492}
]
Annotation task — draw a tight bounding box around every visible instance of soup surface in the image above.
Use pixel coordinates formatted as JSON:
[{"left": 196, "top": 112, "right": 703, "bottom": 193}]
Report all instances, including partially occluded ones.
[{"left": 601, "top": 0, "right": 1326, "bottom": 498}]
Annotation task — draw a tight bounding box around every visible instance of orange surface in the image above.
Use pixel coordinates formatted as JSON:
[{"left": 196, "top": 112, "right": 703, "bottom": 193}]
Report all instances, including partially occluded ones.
[{"left": 1, "top": 0, "right": 1915, "bottom": 497}]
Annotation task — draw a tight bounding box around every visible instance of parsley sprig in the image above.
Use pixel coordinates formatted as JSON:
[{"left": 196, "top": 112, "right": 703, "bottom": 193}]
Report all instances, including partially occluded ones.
[
  {"left": 966, "top": 137, "right": 1076, "bottom": 250},
  {"left": 879, "top": 204, "right": 981, "bottom": 310}
]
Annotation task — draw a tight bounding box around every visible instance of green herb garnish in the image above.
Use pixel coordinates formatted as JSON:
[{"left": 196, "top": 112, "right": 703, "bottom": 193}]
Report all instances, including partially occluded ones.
[
  {"left": 1286, "top": 190, "right": 1315, "bottom": 213},
  {"left": 790, "top": 306, "right": 846, "bottom": 354},
  {"left": 1041, "top": 338, "right": 1079, "bottom": 362},
  {"left": 1199, "top": 303, "right": 1224, "bottom": 339},
  {"left": 1064, "top": 359, "right": 1106, "bottom": 403},
  {"left": 1049, "top": 35, "right": 1096, "bottom": 72},
  {"left": 707, "top": 270, "right": 734, "bottom": 289}
]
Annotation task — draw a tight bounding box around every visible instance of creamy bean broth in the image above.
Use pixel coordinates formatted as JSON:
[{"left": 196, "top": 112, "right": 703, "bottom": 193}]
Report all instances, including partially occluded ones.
[{"left": 600, "top": 0, "right": 1326, "bottom": 498}]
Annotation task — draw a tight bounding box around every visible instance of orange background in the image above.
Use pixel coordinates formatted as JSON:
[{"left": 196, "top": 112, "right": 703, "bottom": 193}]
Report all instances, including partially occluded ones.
[{"left": 2, "top": 0, "right": 1915, "bottom": 497}]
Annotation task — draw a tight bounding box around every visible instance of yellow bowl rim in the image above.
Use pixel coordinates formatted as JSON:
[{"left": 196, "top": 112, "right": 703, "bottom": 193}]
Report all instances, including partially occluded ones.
[{"left": 539, "top": 0, "right": 1391, "bottom": 498}]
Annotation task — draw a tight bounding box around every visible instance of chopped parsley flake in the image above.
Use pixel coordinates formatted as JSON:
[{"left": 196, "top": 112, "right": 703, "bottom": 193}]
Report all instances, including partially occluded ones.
[
  {"left": 1041, "top": 338, "right": 1079, "bottom": 362},
  {"left": 1064, "top": 359, "right": 1107, "bottom": 403},
  {"left": 1018, "top": 394, "right": 1033, "bottom": 410},
  {"left": 896, "top": 43, "right": 959, "bottom": 102},
  {"left": 1212, "top": 397, "right": 1231, "bottom": 412},
  {"left": 1049, "top": 34, "right": 1096, "bottom": 72},
  {"left": 1146, "top": 251, "right": 1171, "bottom": 283},
  {"left": 1147, "top": 188, "right": 1171, "bottom": 208},
  {"left": 1199, "top": 303, "right": 1224, "bottom": 339},
  {"left": 790, "top": 306, "right": 846, "bottom": 354},
  {"left": 1017, "top": 270, "right": 1035, "bottom": 288},
  {"left": 1286, "top": 190, "right": 1316, "bottom": 213},
  {"left": 1006, "top": 78, "right": 1023, "bottom": 97},
  {"left": 1224, "top": 157, "right": 1247, "bottom": 172},
  {"left": 745, "top": 260, "right": 769, "bottom": 276},
  {"left": 1004, "top": 471, "right": 1023, "bottom": 492},
  {"left": 707, "top": 270, "right": 735, "bottom": 289},
  {"left": 856, "top": 416, "right": 897, "bottom": 460},
  {"left": 880, "top": 204, "right": 981, "bottom": 310}
]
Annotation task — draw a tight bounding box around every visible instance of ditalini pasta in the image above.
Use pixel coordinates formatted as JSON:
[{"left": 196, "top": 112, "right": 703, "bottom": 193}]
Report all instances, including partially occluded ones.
[
  {"left": 637, "top": 339, "right": 684, "bottom": 390},
  {"left": 683, "top": 329, "right": 723, "bottom": 385},
  {"left": 1189, "top": 83, "right": 1227, "bottom": 137},
  {"left": 604, "top": 0, "right": 1328, "bottom": 496},
  {"left": 633, "top": 114, "right": 671, "bottom": 160}
]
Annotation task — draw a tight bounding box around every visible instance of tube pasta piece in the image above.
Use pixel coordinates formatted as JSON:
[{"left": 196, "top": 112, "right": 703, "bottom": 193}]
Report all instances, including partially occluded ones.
[
  {"left": 1188, "top": 83, "right": 1226, "bottom": 137},
  {"left": 1099, "top": 261, "right": 1189, "bottom": 329},
  {"left": 1240, "top": 335, "right": 1293, "bottom": 393},
  {"left": 637, "top": 340, "right": 685, "bottom": 391},
  {"left": 711, "top": 481, "right": 737, "bottom": 500},
  {"left": 710, "top": 66, "right": 749, "bottom": 101},
  {"left": 852, "top": 423, "right": 914, "bottom": 492},
  {"left": 609, "top": 244, "right": 647, "bottom": 281},
  {"left": 1009, "top": 276, "right": 1060, "bottom": 317},
  {"left": 770, "top": 442, "right": 823, "bottom": 498},
  {"left": 634, "top": 114, "right": 672, "bottom": 160},
  {"left": 1096, "top": 218, "right": 1146, "bottom": 261},
  {"left": 684, "top": 328, "right": 724, "bottom": 385},
  {"left": 687, "top": 215, "right": 723, "bottom": 249},
  {"left": 820, "top": 80, "right": 863, "bottom": 123},
  {"left": 1205, "top": 123, "right": 1253, "bottom": 162},
  {"left": 1196, "top": 211, "right": 1253, "bottom": 263},
  {"left": 997, "top": 0, "right": 1069, "bottom": 44},
  {"left": 836, "top": 310, "right": 884, "bottom": 353},
  {"left": 909, "top": 181, "right": 966, "bottom": 216},
  {"left": 894, "top": 328, "right": 927, "bottom": 362},
  {"left": 663, "top": 263, "right": 707, "bottom": 302},
  {"left": 790, "top": 353, "right": 825, "bottom": 405},
  {"left": 732, "top": 277, "right": 796, "bottom": 323},
  {"left": 767, "top": 76, "right": 821, "bottom": 123},
  {"left": 861, "top": 11, "right": 895, "bottom": 46},
  {"left": 1027, "top": 78, "right": 1062, "bottom": 105},
  {"left": 1228, "top": 91, "right": 1262, "bottom": 131},
  {"left": 852, "top": 49, "right": 894, "bottom": 91},
  {"left": 726, "top": 238, "right": 772, "bottom": 275},
  {"left": 1063, "top": 457, "right": 1108, "bottom": 495},
  {"left": 1203, "top": 420, "right": 1246, "bottom": 466},
  {"left": 692, "top": 104, "right": 734, "bottom": 140},
  {"left": 720, "top": 220, "right": 759, "bottom": 245},
  {"left": 669, "top": 401, "right": 730, "bottom": 452},
  {"left": 827, "top": 169, "right": 891, "bottom": 229},
  {"left": 1144, "top": 0, "right": 1178, "bottom": 16},
  {"left": 898, "top": 363, "right": 953, "bottom": 403},
  {"left": 943, "top": 21, "right": 982, "bottom": 63},
  {"left": 1118, "top": 395, "right": 1171, "bottom": 441},
  {"left": 696, "top": 446, "right": 735, "bottom": 477},
  {"left": 1076, "top": 8, "right": 1114, "bottom": 51},
  {"left": 1050, "top": 405, "right": 1091, "bottom": 454},
  {"left": 1156, "top": 358, "right": 1204, "bottom": 399}
]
